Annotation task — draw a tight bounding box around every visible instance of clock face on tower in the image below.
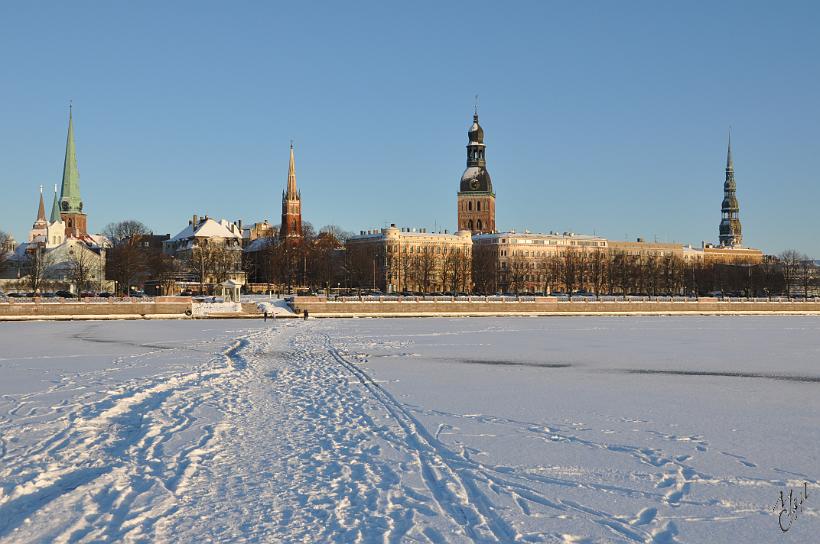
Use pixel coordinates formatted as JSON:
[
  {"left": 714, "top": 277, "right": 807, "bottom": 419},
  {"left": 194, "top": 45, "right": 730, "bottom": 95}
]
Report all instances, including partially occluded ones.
[{"left": 470, "top": 178, "right": 479, "bottom": 190}]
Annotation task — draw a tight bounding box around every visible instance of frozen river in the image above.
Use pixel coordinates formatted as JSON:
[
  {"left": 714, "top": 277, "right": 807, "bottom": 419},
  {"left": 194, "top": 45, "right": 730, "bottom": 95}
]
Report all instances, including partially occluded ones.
[{"left": 0, "top": 317, "right": 817, "bottom": 542}]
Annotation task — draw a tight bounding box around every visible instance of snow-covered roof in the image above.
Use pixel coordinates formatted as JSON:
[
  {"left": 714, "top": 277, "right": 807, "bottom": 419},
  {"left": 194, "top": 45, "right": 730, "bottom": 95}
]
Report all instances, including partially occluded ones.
[
  {"left": 244, "top": 237, "right": 275, "bottom": 253},
  {"left": 169, "top": 218, "right": 243, "bottom": 243}
]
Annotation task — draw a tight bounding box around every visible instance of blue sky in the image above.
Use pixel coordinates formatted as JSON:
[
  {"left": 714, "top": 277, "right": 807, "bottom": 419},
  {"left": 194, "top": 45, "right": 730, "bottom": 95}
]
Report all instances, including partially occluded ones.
[{"left": 2, "top": 1, "right": 818, "bottom": 256}]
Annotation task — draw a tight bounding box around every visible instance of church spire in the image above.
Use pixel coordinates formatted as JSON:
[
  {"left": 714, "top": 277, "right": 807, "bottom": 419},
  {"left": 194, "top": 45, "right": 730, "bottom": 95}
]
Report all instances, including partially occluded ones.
[
  {"left": 58, "top": 104, "right": 83, "bottom": 214},
  {"left": 719, "top": 131, "right": 742, "bottom": 247},
  {"left": 285, "top": 142, "right": 298, "bottom": 199},
  {"left": 50, "top": 184, "right": 62, "bottom": 223},
  {"left": 35, "top": 186, "right": 47, "bottom": 224},
  {"left": 279, "top": 143, "right": 303, "bottom": 240}
]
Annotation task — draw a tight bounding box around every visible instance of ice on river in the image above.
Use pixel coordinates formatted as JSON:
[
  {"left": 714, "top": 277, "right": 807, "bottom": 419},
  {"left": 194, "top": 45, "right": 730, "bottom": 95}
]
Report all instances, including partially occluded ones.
[{"left": 0, "top": 317, "right": 817, "bottom": 542}]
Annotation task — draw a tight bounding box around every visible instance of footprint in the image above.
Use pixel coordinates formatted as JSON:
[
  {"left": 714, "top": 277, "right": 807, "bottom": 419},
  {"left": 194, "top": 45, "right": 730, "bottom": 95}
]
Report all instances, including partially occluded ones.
[
  {"left": 720, "top": 451, "right": 757, "bottom": 468},
  {"left": 651, "top": 521, "right": 680, "bottom": 543},
  {"left": 631, "top": 507, "right": 657, "bottom": 526},
  {"left": 656, "top": 475, "right": 676, "bottom": 489}
]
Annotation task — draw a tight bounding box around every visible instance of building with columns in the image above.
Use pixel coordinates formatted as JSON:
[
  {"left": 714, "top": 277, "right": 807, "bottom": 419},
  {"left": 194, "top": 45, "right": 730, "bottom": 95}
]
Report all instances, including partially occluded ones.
[{"left": 457, "top": 110, "right": 495, "bottom": 234}]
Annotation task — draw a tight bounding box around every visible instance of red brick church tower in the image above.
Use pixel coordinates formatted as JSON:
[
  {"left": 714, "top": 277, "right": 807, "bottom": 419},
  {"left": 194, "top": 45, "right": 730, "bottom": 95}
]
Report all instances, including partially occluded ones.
[
  {"left": 279, "top": 144, "right": 303, "bottom": 240},
  {"left": 457, "top": 109, "right": 495, "bottom": 234}
]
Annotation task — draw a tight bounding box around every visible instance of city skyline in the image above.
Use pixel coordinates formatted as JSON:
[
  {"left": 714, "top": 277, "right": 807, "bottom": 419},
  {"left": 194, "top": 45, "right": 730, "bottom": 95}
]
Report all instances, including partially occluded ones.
[{"left": 2, "top": 2, "right": 818, "bottom": 257}]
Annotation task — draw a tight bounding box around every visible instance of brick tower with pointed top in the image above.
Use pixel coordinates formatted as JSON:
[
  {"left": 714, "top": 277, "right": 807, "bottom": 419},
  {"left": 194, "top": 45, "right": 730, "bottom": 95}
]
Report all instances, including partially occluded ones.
[
  {"left": 457, "top": 111, "right": 495, "bottom": 234},
  {"left": 279, "top": 144, "right": 303, "bottom": 240},
  {"left": 59, "top": 106, "right": 88, "bottom": 238}
]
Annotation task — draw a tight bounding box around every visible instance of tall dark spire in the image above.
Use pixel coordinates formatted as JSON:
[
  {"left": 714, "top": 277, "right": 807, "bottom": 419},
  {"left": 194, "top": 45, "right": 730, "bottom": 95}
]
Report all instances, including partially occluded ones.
[{"left": 719, "top": 130, "right": 742, "bottom": 247}]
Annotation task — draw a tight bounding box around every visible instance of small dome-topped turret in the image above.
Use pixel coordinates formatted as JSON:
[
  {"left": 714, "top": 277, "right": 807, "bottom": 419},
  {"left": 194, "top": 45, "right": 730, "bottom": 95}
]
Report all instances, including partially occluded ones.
[
  {"left": 722, "top": 195, "right": 739, "bottom": 210},
  {"left": 468, "top": 113, "right": 484, "bottom": 143}
]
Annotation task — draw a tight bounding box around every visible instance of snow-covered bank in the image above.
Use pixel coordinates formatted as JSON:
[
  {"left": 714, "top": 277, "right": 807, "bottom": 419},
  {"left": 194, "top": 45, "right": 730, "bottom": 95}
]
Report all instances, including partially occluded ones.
[{"left": 0, "top": 317, "right": 817, "bottom": 542}]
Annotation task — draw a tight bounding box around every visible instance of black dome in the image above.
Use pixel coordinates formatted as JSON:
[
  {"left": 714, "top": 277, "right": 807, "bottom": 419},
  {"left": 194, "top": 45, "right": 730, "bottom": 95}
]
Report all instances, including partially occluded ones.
[
  {"left": 460, "top": 166, "right": 493, "bottom": 193},
  {"left": 468, "top": 114, "right": 484, "bottom": 143}
]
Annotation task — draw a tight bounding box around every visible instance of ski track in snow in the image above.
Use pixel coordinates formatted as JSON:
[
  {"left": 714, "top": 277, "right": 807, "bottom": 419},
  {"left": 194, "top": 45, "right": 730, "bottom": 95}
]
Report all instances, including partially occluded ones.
[{"left": 0, "top": 320, "right": 817, "bottom": 543}]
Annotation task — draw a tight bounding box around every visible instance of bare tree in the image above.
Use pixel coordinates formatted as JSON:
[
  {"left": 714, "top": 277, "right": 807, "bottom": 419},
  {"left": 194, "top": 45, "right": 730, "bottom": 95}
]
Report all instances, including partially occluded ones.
[
  {"left": 189, "top": 242, "right": 217, "bottom": 294},
  {"left": 472, "top": 244, "right": 497, "bottom": 294},
  {"left": 103, "top": 220, "right": 150, "bottom": 245},
  {"left": 589, "top": 248, "right": 607, "bottom": 298},
  {"left": 562, "top": 247, "right": 579, "bottom": 298},
  {"left": 412, "top": 248, "right": 436, "bottom": 293},
  {"left": 506, "top": 251, "right": 528, "bottom": 294},
  {"left": 0, "top": 230, "right": 12, "bottom": 274},
  {"left": 147, "top": 251, "right": 180, "bottom": 295},
  {"left": 67, "top": 247, "right": 96, "bottom": 297},
  {"left": 319, "top": 225, "right": 353, "bottom": 243},
  {"left": 23, "top": 245, "right": 53, "bottom": 294},
  {"left": 798, "top": 258, "right": 816, "bottom": 298},
  {"left": 779, "top": 250, "right": 804, "bottom": 299}
]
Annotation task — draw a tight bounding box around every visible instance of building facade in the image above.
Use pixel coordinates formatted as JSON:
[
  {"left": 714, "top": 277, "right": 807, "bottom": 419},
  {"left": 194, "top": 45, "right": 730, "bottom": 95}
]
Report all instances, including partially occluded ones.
[
  {"left": 472, "top": 231, "right": 611, "bottom": 293},
  {"left": 164, "top": 215, "right": 245, "bottom": 291},
  {"left": 346, "top": 226, "right": 473, "bottom": 293},
  {"left": 457, "top": 111, "right": 496, "bottom": 234}
]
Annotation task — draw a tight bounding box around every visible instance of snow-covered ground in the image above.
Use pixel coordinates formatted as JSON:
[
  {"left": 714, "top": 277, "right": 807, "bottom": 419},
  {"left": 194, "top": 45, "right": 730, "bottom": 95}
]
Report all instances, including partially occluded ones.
[{"left": 0, "top": 317, "right": 817, "bottom": 542}]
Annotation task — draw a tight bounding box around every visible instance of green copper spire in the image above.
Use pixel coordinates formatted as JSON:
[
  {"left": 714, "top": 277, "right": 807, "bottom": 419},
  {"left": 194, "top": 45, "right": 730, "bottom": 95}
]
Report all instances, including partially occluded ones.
[
  {"left": 50, "top": 184, "right": 62, "bottom": 223},
  {"left": 58, "top": 104, "right": 83, "bottom": 214}
]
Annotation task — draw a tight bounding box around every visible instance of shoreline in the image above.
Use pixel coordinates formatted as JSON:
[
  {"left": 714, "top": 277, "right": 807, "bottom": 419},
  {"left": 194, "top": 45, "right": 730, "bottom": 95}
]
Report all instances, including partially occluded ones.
[{"left": 2, "top": 310, "right": 820, "bottom": 321}]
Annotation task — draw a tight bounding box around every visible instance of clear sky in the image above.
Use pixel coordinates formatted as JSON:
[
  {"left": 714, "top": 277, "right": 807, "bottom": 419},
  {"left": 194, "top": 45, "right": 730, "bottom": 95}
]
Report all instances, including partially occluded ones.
[{"left": 2, "top": 1, "right": 818, "bottom": 257}]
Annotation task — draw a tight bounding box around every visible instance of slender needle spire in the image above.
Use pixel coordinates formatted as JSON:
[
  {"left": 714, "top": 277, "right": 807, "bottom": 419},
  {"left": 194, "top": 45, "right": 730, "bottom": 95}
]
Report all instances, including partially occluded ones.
[
  {"left": 286, "top": 143, "right": 297, "bottom": 198},
  {"left": 36, "top": 186, "right": 46, "bottom": 222},
  {"left": 59, "top": 104, "right": 82, "bottom": 212},
  {"left": 49, "top": 184, "right": 62, "bottom": 223}
]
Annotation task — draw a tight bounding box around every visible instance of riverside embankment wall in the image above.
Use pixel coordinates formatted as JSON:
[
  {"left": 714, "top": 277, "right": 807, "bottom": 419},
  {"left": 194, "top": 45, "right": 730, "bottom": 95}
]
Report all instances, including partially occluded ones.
[
  {"left": 291, "top": 297, "right": 820, "bottom": 317},
  {"left": 0, "top": 297, "right": 192, "bottom": 320}
]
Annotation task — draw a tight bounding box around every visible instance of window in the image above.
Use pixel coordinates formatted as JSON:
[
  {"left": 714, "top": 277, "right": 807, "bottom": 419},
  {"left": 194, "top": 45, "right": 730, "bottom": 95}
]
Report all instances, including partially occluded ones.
[
  {"left": 477, "top": 201, "right": 481, "bottom": 211},
  {"left": 468, "top": 220, "right": 473, "bottom": 230},
  {"left": 477, "top": 219, "right": 483, "bottom": 231},
  {"left": 468, "top": 201, "right": 473, "bottom": 211}
]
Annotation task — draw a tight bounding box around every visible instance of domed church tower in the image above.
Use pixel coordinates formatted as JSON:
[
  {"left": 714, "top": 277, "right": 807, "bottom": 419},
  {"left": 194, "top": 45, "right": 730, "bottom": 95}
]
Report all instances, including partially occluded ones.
[
  {"left": 457, "top": 109, "right": 495, "bottom": 234},
  {"left": 719, "top": 132, "right": 742, "bottom": 247}
]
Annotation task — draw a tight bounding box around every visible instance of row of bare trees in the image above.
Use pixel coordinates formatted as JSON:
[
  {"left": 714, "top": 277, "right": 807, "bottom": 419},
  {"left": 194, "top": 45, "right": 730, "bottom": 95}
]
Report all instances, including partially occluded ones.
[
  {"left": 245, "top": 224, "right": 349, "bottom": 292},
  {"left": 104, "top": 220, "right": 178, "bottom": 295},
  {"left": 344, "top": 244, "right": 472, "bottom": 293},
  {"left": 474, "top": 246, "right": 817, "bottom": 297},
  {"left": 1, "top": 243, "right": 104, "bottom": 297}
]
